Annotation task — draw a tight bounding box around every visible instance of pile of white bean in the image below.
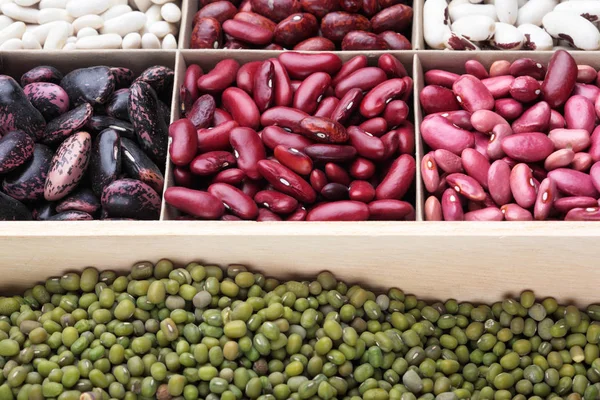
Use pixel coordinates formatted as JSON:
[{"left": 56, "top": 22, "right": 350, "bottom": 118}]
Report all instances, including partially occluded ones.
[
  {"left": 0, "top": 0, "right": 181, "bottom": 50},
  {"left": 424, "top": 0, "right": 600, "bottom": 51}
]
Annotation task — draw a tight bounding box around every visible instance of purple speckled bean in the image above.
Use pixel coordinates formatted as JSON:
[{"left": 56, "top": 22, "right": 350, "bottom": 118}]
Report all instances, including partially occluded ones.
[
  {"left": 2, "top": 144, "right": 53, "bottom": 201},
  {"left": 433, "top": 149, "right": 463, "bottom": 174},
  {"left": 533, "top": 177, "right": 556, "bottom": 220},
  {"left": 421, "top": 152, "right": 440, "bottom": 193},
  {"left": 481, "top": 76, "right": 515, "bottom": 99},
  {"left": 564, "top": 207, "right": 600, "bottom": 221},
  {"left": 501, "top": 203, "right": 533, "bottom": 221},
  {"left": 47, "top": 211, "right": 94, "bottom": 221},
  {"left": 547, "top": 129, "right": 591, "bottom": 152},
  {"left": 424, "top": 195, "right": 442, "bottom": 221},
  {"left": 420, "top": 115, "right": 474, "bottom": 155},
  {"left": 487, "top": 124, "right": 512, "bottom": 161},
  {"left": 24, "top": 82, "right": 70, "bottom": 121},
  {"left": 42, "top": 103, "right": 93, "bottom": 145},
  {"left": 564, "top": 95, "right": 595, "bottom": 134},
  {"left": 21, "top": 66, "right": 63, "bottom": 86},
  {"left": 33, "top": 203, "right": 54, "bottom": 220},
  {"left": 544, "top": 149, "right": 575, "bottom": 171},
  {"left": 554, "top": 196, "right": 598, "bottom": 214},
  {"left": 89, "top": 129, "right": 121, "bottom": 197},
  {"left": 511, "top": 101, "right": 550, "bottom": 134},
  {"left": 61, "top": 66, "right": 115, "bottom": 107},
  {"left": 56, "top": 188, "right": 100, "bottom": 214},
  {"left": 105, "top": 88, "right": 130, "bottom": 121},
  {"left": 44, "top": 131, "right": 92, "bottom": 201},
  {"left": 441, "top": 188, "right": 463, "bottom": 221},
  {"left": 494, "top": 98, "right": 523, "bottom": 121},
  {"left": 547, "top": 168, "right": 599, "bottom": 197},
  {"left": 549, "top": 110, "right": 566, "bottom": 131},
  {"left": 135, "top": 65, "right": 174, "bottom": 98},
  {"left": 121, "top": 137, "right": 164, "bottom": 195},
  {"left": 453, "top": 75, "right": 495, "bottom": 113},
  {"left": 464, "top": 207, "right": 504, "bottom": 221},
  {"left": 0, "top": 130, "right": 34, "bottom": 174},
  {"left": 446, "top": 172, "right": 485, "bottom": 202},
  {"left": 470, "top": 110, "right": 509, "bottom": 135},
  {"left": 101, "top": 178, "right": 161, "bottom": 220},
  {"left": 0, "top": 191, "right": 31, "bottom": 220},
  {"left": 462, "top": 148, "right": 490, "bottom": 189},
  {"left": 488, "top": 160, "right": 512, "bottom": 206},
  {"left": 571, "top": 152, "right": 593, "bottom": 172},
  {"left": 111, "top": 67, "right": 135, "bottom": 89},
  {"left": 0, "top": 75, "right": 46, "bottom": 141},
  {"left": 510, "top": 163, "right": 537, "bottom": 209},
  {"left": 501, "top": 132, "right": 554, "bottom": 163}
]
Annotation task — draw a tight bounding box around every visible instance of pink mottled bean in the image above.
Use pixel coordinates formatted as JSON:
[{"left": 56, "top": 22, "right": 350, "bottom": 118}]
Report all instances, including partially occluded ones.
[
  {"left": 465, "top": 207, "right": 504, "bottom": 221},
  {"left": 420, "top": 115, "right": 475, "bottom": 155},
  {"left": 533, "top": 177, "right": 556, "bottom": 220},
  {"left": 436, "top": 110, "right": 473, "bottom": 131},
  {"left": 490, "top": 60, "right": 510, "bottom": 77},
  {"left": 419, "top": 85, "right": 460, "bottom": 115},
  {"left": 510, "top": 163, "right": 537, "bottom": 209},
  {"left": 462, "top": 148, "right": 490, "bottom": 189},
  {"left": 501, "top": 132, "right": 554, "bottom": 163},
  {"left": 511, "top": 101, "right": 550, "bottom": 134},
  {"left": 572, "top": 152, "right": 593, "bottom": 172},
  {"left": 488, "top": 160, "right": 512, "bottom": 206},
  {"left": 548, "top": 168, "right": 599, "bottom": 197},
  {"left": 164, "top": 187, "right": 225, "bottom": 219},
  {"left": 541, "top": 50, "right": 577, "bottom": 109},
  {"left": 421, "top": 153, "right": 440, "bottom": 193},
  {"left": 589, "top": 126, "right": 600, "bottom": 162},
  {"left": 481, "top": 76, "right": 514, "bottom": 99},
  {"left": 424, "top": 195, "right": 442, "bottom": 221},
  {"left": 564, "top": 207, "right": 600, "bottom": 221},
  {"left": 509, "top": 58, "right": 546, "bottom": 80},
  {"left": 554, "top": 196, "right": 598, "bottom": 214},
  {"left": 446, "top": 172, "right": 485, "bottom": 202},
  {"left": 349, "top": 157, "right": 376, "bottom": 179},
  {"left": 254, "top": 190, "right": 299, "bottom": 214},
  {"left": 487, "top": 124, "right": 512, "bottom": 161},
  {"left": 544, "top": 149, "right": 575, "bottom": 171},
  {"left": 509, "top": 76, "right": 541, "bottom": 103},
  {"left": 349, "top": 180, "right": 375, "bottom": 203},
  {"left": 548, "top": 129, "right": 591, "bottom": 152},
  {"left": 375, "top": 154, "right": 415, "bottom": 200},
  {"left": 577, "top": 65, "right": 597, "bottom": 83},
  {"left": 501, "top": 203, "right": 533, "bottom": 221},
  {"left": 306, "top": 201, "right": 369, "bottom": 221},
  {"left": 314, "top": 97, "right": 340, "bottom": 119},
  {"left": 473, "top": 132, "right": 490, "bottom": 159},
  {"left": 465, "top": 60, "right": 488, "bottom": 80},
  {"left": 208, "top": 183, "right": 259, "bottom": 220},
  {"left": 589, "top": 161, "right": 600, "bottom": 193},
  {"left": 564, "top": 95, "right": 595, "bottom": 134},
  {"left": 434, "top": 149, "right": 463, "bottom": 174},
  {"left": 424, "top": 70, "right": 460, "bottom": 88},
  {"left": 572, "top": 83, "right": 600, "bottom": 104},
  {"left": 441, "top": 188, "right": 463, "bottom": 221},
  {"left": 368, "top": 199, "right": 414, "bottom": 220},
  {"left": 470, "top": 110, "right": 509, "bottom": 135},
  {"left": 549, "top": 110, "right": 566, "bottom": 131},
  {"left": 453, "top": 75, "right": 495, "bottom": 113},
  {"left": 494, "top": 98, "right": 523, "bottom": 121},
  {"left": 359, "top": 118, "right": 388, "bottom": 137}
]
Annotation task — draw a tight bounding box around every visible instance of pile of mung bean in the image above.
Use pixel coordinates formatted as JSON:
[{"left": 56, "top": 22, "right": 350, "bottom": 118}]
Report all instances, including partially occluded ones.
[{"left": 1, "top": 260, "right": 600, "bottom": 400}]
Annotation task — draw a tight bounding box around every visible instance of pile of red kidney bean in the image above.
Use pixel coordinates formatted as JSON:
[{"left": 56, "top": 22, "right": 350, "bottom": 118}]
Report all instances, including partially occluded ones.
[
  {"left": 420, "top": 50, "right": 600, "bottom": 221},
  {"left": 0, "top": 64, "right": 174, "bottom": 221},
  {"left": 166, "top": 53, "right": 416, "bottom": 221},
  {"left": 191, "top": 0, "right": 412, "bottom": 51}
]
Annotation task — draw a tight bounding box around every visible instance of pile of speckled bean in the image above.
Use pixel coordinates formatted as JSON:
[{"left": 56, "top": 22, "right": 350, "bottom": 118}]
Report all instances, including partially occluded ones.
[
  {"left": 420, "top": 50, "right": 600, "bottom": 221},
  {"left": 191, "top": 0, "right": 413, "bottom": 51},
  {"left": 0, "top": 64, "right": 173, "bottom": 221},
  {"left": 166, "top": 53, "right": 416, "bottom": 221}
]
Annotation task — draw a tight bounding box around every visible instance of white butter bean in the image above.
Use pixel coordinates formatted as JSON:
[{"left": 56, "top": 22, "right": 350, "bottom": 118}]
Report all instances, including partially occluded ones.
[
  {"left": 39, "top": 0, "right": 67, "bottom": 8},
  {"left": 0, "top": 38, "right": 24, "bottom": 49},
  {"left": 150, "top": 0, "right": 171, "bottom": 4},
  {"left": 554, "top": 1, "right": 600, "bottom": 22},
  {"left": 424, "top": 0, "right": 452, "bottom": 49},
  {"left": 141, "top": 32, "right": 160, "bottom": 48},
  {"left": 490, "top": 21, "right": 523, "bottom": 49},
  {"left": 162, "top": 32, "right": 176, "bottom": 49},
  {"left": 66, "top": 0, "right": 110, "bottom": 18},
  {"left": 76, "top": 27, "right": 98, "bottom": 38},
  {"left": 101, "top": 11, "right": 146, "bottom": 36},
  {"left": 134, "top": 0, "right": 152, "bottom": 12},
  {"left": 15, "top": 0, "right": 40, "bottom": 6},
  {"left": 109, "top": 0, "right": 128, "bottom": 5},
  {"left": 0, "top": 16, "right": 14, "bottom": 31},
  {"left": 101, "top": 4, "right": 132, "bottom": 20},
  {"left": 143, "top": 4, "right": 162, "bottom": 33},
  {"left": 148, "top": 20, "right": 175, "bottom": 38},
  {"left": 449, "top": 4, "right": 497, "bottom": 21},
  {"left": 1, "top": 3, "right": 40, "bottom": 24},
  {"left": 72, "top": 15, "right": 104, "bottom": 32},
  {"left": 76, "top": 33, "right": 122, "bottom": 48},
  {"left": 21, "top": 32, "right": 42, "bottom": 48},
  {"left": 38, "top": 8, "right": 73, "bottom": 24},
  {"left": 66, "top": 35, "right": 76, "bottom": 43},
  {"left": 517, "top": 0, "right": 526, "bottom": 7},
  {"left": 0, "top": 22, "right": 26, "bottom": 45},
  {"left": 122, "top": 31, "right": 141, "bottom": 48},
  {"left": 160, "top": 2, "right": 180, "bottom": 23},
  {"left": 44, "top": 20, "right": 69, "bottom": 49},
  {"left": 451, "top": 15, "right": 496, "bottom": 41},
  {"left": 63, "top": 41, "right": 76, "bottom": 49},
  {"left": 30, "top": 20, "right": 72, "bottom": 44},
  {"left": 516, "top": 0, "right": 557, "bottom": 26},
  {"left": 517, "top": 23, "right": 553, "bottom": 50},
  {"left": 495, "top": 0, "right": 517, "bottom": 25},
  {"left": 543, "top": 11, "right": 600, "bottom": 50}
]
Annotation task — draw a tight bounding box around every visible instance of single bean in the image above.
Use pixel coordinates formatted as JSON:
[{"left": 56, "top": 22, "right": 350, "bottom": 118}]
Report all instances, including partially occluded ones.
[
  {"left": 548, "top": 129, "right": 591, "bottom": 153},
  {"left": 549, "top": 110, "right": 566, "bottom": 131},
  {"left": 490, "top": 60, "right": 511, "bottom": 77},
  {"left": 233, "top": 11, "right": 277, "bottom": 32},
  {"left": 190, "top": 151, "right": 236, "bottom": 176},
  {"left": 488, "top": 124, "right": 512, "bottom": 161},
  {"left": 434, "top": 149, "right": 463, "bottom": 174},
  {"left": 383, "top": 100, "right": 409, "bottom": 128},
  {"left": 378, "top": 54, "right": 408, "bottom": 79},
  {"left": 510, "top": 58, "right": 547, "bottom": 80},
  {"left": 481, "top": 76, "right": 514, "bottom": 99},
  {"left": 310, "top": 169, "right": 328, "bottom": 192},
  {"left": 425, "top": 195, "right": 443, "bottom": 221},
  {"left": 299, "top": 116, "right": 348, "bottom": 144},
  {"left": 334, "top": 67, "right": 388, "bottom": 99},
  {"left": 278, "top": 52, "right": 342, "bottom": 80},
  {"left": 465, "top": 60, "right": 489, "bottom": 80},
  {"left": 465, "top": 207, "right": 504, "bottom": 221},
  {"left": 253, "top": 60, "right": 275, "bottom": 112},
  {"left": 571, "top": 152, "right": 593, "bottom": 172},
  {"left": 495, "top": 98, "right": 524, "bottom": 121},
  {"left": 511, "top": 101, "right": 550, "bottom": 134},
  {"left": 349, "top": 157, "right": 376, "bottom": 179},
  {"left": 471, "top": 110, "right": 509, "bottom": 135},
  {"left": 221, "top": 87, "right": 260, "bottom": 130},
  {"left": 347, "top": 126, "right": 385, "bottom": 160},
  {"left": 325, "top": 163, "right": 351, "bottom": 185},
  {"left": 541, "top": 50, "right": 577, "bottom": 109},
  {"left": 548, "top": 168, "right": 599, "bottom": 197},
  {"left": 314, "top": 97, "right": 340, "bottom": 119},
  {"left": 510, "top": 163, "right": 537, "bottom": 209},
  {"left": 349, "top": 180, "right": 375, "bottom": 203},
  {"left": 359, "top": 118, "right": 388, "bottom": 137},
  {"left": 533, "top": 177, "right": 556, "bottom": 221},
  {"left": 509, "top": 76, "right": 541, "bottom": 103},
  {"left": 462, "top": 148, "right": 490, "bottom": 189},
  {"left": 164, "top": 187, "right": 225, "bottom": 219},
  {"left": 197, "top": 120, "right": 238, "bottom": 153},
  {"left": 554, "top": 196, "right": 598, "bottom": 214},
  {"left": 441, "top": 188, "right": 463, "bottom": 221},
  {"left": 360, "top": 78, "right": 408, "bottom": 118},
  {"left": 375, "top": 154, "right": 415, "bottom": 200},
  {"left": 421, "top": 115, "right": 474, "bottom": 155},
  {"left": 257, "top": 159, "right": 316, "bottom": 203},
  {"left": 169, "top": 119, "right": 197, "bottom": 166},
  {"left": 274, "top": 145, "right": 313, "bottom": 175},
  {"left": 222, "top": 19, "right": 273, "bottom": 45},
  {"left": 294, "top": 72, "right": 331, "bottom": 115},
  {"left": 565, "top": 207, "right": 600, "bottom": 220},
  {"left": 304, "top": 144, "right": 357, "bottom": 163},
  {"left": 208, "top": 183, "right": 259, "bottom": 220},
  {"left": 197, "top": 59, "right": 239, "bottom": 93},
  {"left": 306, "top": 201, "right": 369, "bottom": 221},
  {"left": 501, "top": 203, "right": 533, "bottom": 221},
  {"left": 230, "top": 127, "right": 266, "bottom": 180},
  {"left": 257, "top": 208, "right": 283, "bottom": 221},
  {"left": 261, "top": 107, "right": 309, "bottom": 133},
  {"left": 420, "top": 85, "right": 461, "bottom": 115},
  {"left": 236, "top": 61, "right": 262, "bottom": 95},
  {"left": 564, "top": 95, "right": 595, "bottom": 134},
  {"left": 395, "top": 122, "right": 415, "bottom": 154},
  {"left": 501, "top": 132, "right": 554, "bottom": 163},
  {"left": 213, "top": 168, "right": 246, "bottom": 185},
  {"left": 424, "top": 70, "right": 460, "bottom": 88},
  {"left": 422, "top": 153, "right": 440, "bottom": 193},
  {"left": 447, "top": 173, "right": 486, "bottom": 202},
  {"left": 341, "top": 31, "right": 388, "bottom": 50},
  {"left": 331, "top": 88, "right": 362, "bottom": 125},
  {"left": 368, "top": 199, "right": 414, "bottom": 220},
  {"left": 294, "top": 37, "right": 336, "bottom": 51},
  {"left": 544, "top": 149, "right": 575, "bottom": 171},
  {"left": 254, "top": 190, "right": 299, "bottom": 214},
  {"left": 321, "top": 182, "right": 349, "bottom": 200}
]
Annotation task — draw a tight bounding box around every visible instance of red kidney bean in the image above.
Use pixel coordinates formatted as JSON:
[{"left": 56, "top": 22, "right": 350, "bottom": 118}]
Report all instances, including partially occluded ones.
[
  {"left": 190, "top": 17, "right": 222, "bottom": 49},
  {"left": 274, "top": 13, "right": 318, "bottom": 48},
  {"left": 347, "top": 126, "right": 385, "bottom": 160},
  {"left": 590, "top": 126, "right": 600, "bottom": 162},
  {"left": 533, "top": 177, "right": 556, "bottom": 221},
  {"left": 221, "top": 87, "right": 260, "bottom": 130},
  {"left": 396, "top": 122, "right": 415, "bottom": 154},
  {"left": 441, "top": 188, "right": 463, "bottom": 221},
  {"left": 197, "top": 120, "right": 238, "bottom": 152},
  {"left": 257, "top": 208, "right": 282, "bottom": 221},
  {"left": 213, "top": 168, "right": 246, "bottom": 185},
  {"left": 332, "top": 56, "right": 367, "bottom": 87},
  {"left": 509, "top": 58, "right": 546, "bottom": 80},
  {"left": 375, "top": 154, "right": 415, "bottom": 200},
  {"left": 541, "top": 50, "right": 577, "bottom": 109},
  {"left": 434, "top": 110, "right": 473, "bottom": 131},
  {"left": 173, "top": 167, "right": 197, "bottom": 188},
  {"left": 261, "top": 125, "right": 313, "bottom": 151},
  {"left": 290, "top": 80, "right": 302, "bottom": 92},
  {"left": 293, "top": 72, "right": 331, "bottom": 114},
  {"left": 330, "top": 89, "right": 362, "bottom": 125},
  {"left": 169, "top": 119, "right": 198, "bottom": 167},
  {"left": 544, "top": 149, "right": 575, "bottom": 171},
  {"left": 465, "top": 60, "right": 489, "bottom": 80},
  {"left": 490, "top": 60, "right": 510, "bottom": 77},
  {"left": 501, "top": 203, "right": 533, "bottom": 221},
  {"left": 208, "top": 182, "right": 258, "bottom": 219},
  {"left": 253, "top": 61, "right": 274, "bottom": 113},
  {"left": 446, "top": 172, "right": 485, "bottom": 202},
  {"left": 261, "top": 107, "right": 309, "bottom": 132},
  {"left": 241, "top": 180, "right": 262, "bottom": 198},
  {"left": 233, "top": 12, "right": 277, "bottom": 32},
  {"left": 511, "top": 101, "right": 550, "bottom": 134},
  {"left": 433, "top": 149, "right": 463, "bottom": 174},
  {"left": 382, "top": 100, "right": 409, "bottom": 128},
  {"left": 223, "top": 39, "right": 249, "bottom": 49},
  {"left": 164, "top": 187, "right": 225, "bottom": 219},
  {"left": 548, "top": 128, "right": 591, "bottom": 152},
  {"left": 481, "top": 76, "right": 514, "bottom": 99},
  {"left": 461, "top": 148, "right": 490, "bottom": 189},
  {"left": 286, "top": 205, "right": 308, "bottom": 220},
  {"left": 236, "top": 61, "right": 262, "bottom": 95},
  {"left": 572, "top": 152, "right": 593, "bottom": 172},
  {"left": 229, "top": 127, "right": 265, "bottom": 180},
  {"left": 213, "top": 108, "right": 233, "bottom": 126},
  {"left": 421, "top": 115, "right": 475, "bottom": 155},
  {"left": 294, "top": 37, "right": 336, "bottom": 51},
  {"left": 310, "top": 169, "right": 328, "bottom": 192},
  {"left": 190, "top": 151, "right": 236, "bottom": 176},
  {"left": 378, "top": 54, "right": 408, "bottom": 79},
  {"left": 320, "top": 12, "right": 370, "bottom": 42},
  {"left": 488, "top": 160, "right": 512, "bottom": 206},
  {"left": 424, "top": 195, "right": 442, "bottom": 221},
  {"left": 221, "top": 214, "right": 242, "bottom": 221},
  {"left": 573, "top": 85, "right": 600, "bottom": 110},
  {"left": 321, "top": 182, "right": 349, "bottom": 200},
  {"left": 298, "top": 116, "right": 348, "bottom": 143},
  {"left": 470, "top": 110, "right": 509, "bottom": 135},
  {"left": 334, "top": 67, "right": 388, "bottom": 99},
  {"left": 314, "top": 97, "right": 340, "bottom": 119},
  {"left": 349, "top": 157, "right": 376, "bottom": 179},
  {"left": 564, "top": 95, "right": 595, "bottom": 134},
  {"left": 325, "top": 162, "right": 350, "bottom": 185},
  {"left": 273, "top": 145, "right": 312, "bottom": 175},
  {"left": 564, "top": 207, "right": 600, "bottom": 221},
  {"left": 554, "top": 196, "right": 598, "bottom": 213},
  {"left": 360, "top": 78, "right": 407, "bottom": 118},
  {"left": 378, "top": 31, "right": 410, "bottom": 50},
  {"left": 379, "top": 129, "right": 399, "bottom": 160},
  {"left": 368, "top": 199, "right": 413, "bottom": 220},
  {"left": 434, "top": 173, "right": 449, "bottom": 198},
  {"left": 306, "top": 200, "right": 369, "bottom": 221},
  {"left": 181, "top": 65, "right": 203, "bottom": 115},
  {"left": 487, "top": 124, "right": 511, "bottom": 161},
  {"left": 349, "top": 180, "right": 375, "bottom": 203},
  {"left": 494, "top": 98, "right": 523, "bottom": 121},
  {"left": 254, "top": 190, "right": 299, "bottom": 214},
  {"left": 188, "top": 94, "right": 216, "bottom": 129},
  {"left": 257, "top": 159, "right": 316, "bottom": 203},
  {"left": 371, "top": 4, "right": 412, "bottom": 33},
  {"left": 262, "top": 59, "right": 292, "bottom": 108},
  {"left": 359, "top": 118, "right": 388, "bottom": 137},
  {"left": 577, "top": 65, "right": 596, "bottom": 83},
  {"left": 421, "top": 153, "right": 440, "bottom": 193},
  {"left": 510, "top": 163, "right": 537, "bottom": 209},
  {"left": 195, "top": 2, "right": 238, "bottom": 24},
  {"left": 465, "top": 207, "right": 503, "bottom": 221},
  {"left": 548, "top": 168, "right": 598, "bottom": 197},
  {"left": 424, "top": 70, "right": 459, "bottom": 88},
  {"left": 509, "top": 76, "right": 541, "bottom": 103},
  {"left": 501, "top": 132, "right": 554, "bottom": 163},
  {"left": 549, "top": 110, "right": 565, "bottom": 131},
  {"left": 453, "top": 75, "right": 495, "bottom": 113},
  {"left": 278, "top": 52, "right": 342, "bottom": 80},
  {"left": 419, "top": 85, "right": 460, "bottom": 115},
  {"left": 340, "top": 0, "right": 361, "bottom": 12},
  {"left": 197, "top": 59, "right": 240, "bottom": 94}
]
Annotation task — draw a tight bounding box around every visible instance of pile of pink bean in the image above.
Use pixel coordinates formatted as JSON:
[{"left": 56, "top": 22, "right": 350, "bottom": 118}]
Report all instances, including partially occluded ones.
[
  {"left": 420, "top": 50, "right": 600, "bottom": 221},
  {"left": 165, "top": 53, "right": 416, "bottom": 221}
]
